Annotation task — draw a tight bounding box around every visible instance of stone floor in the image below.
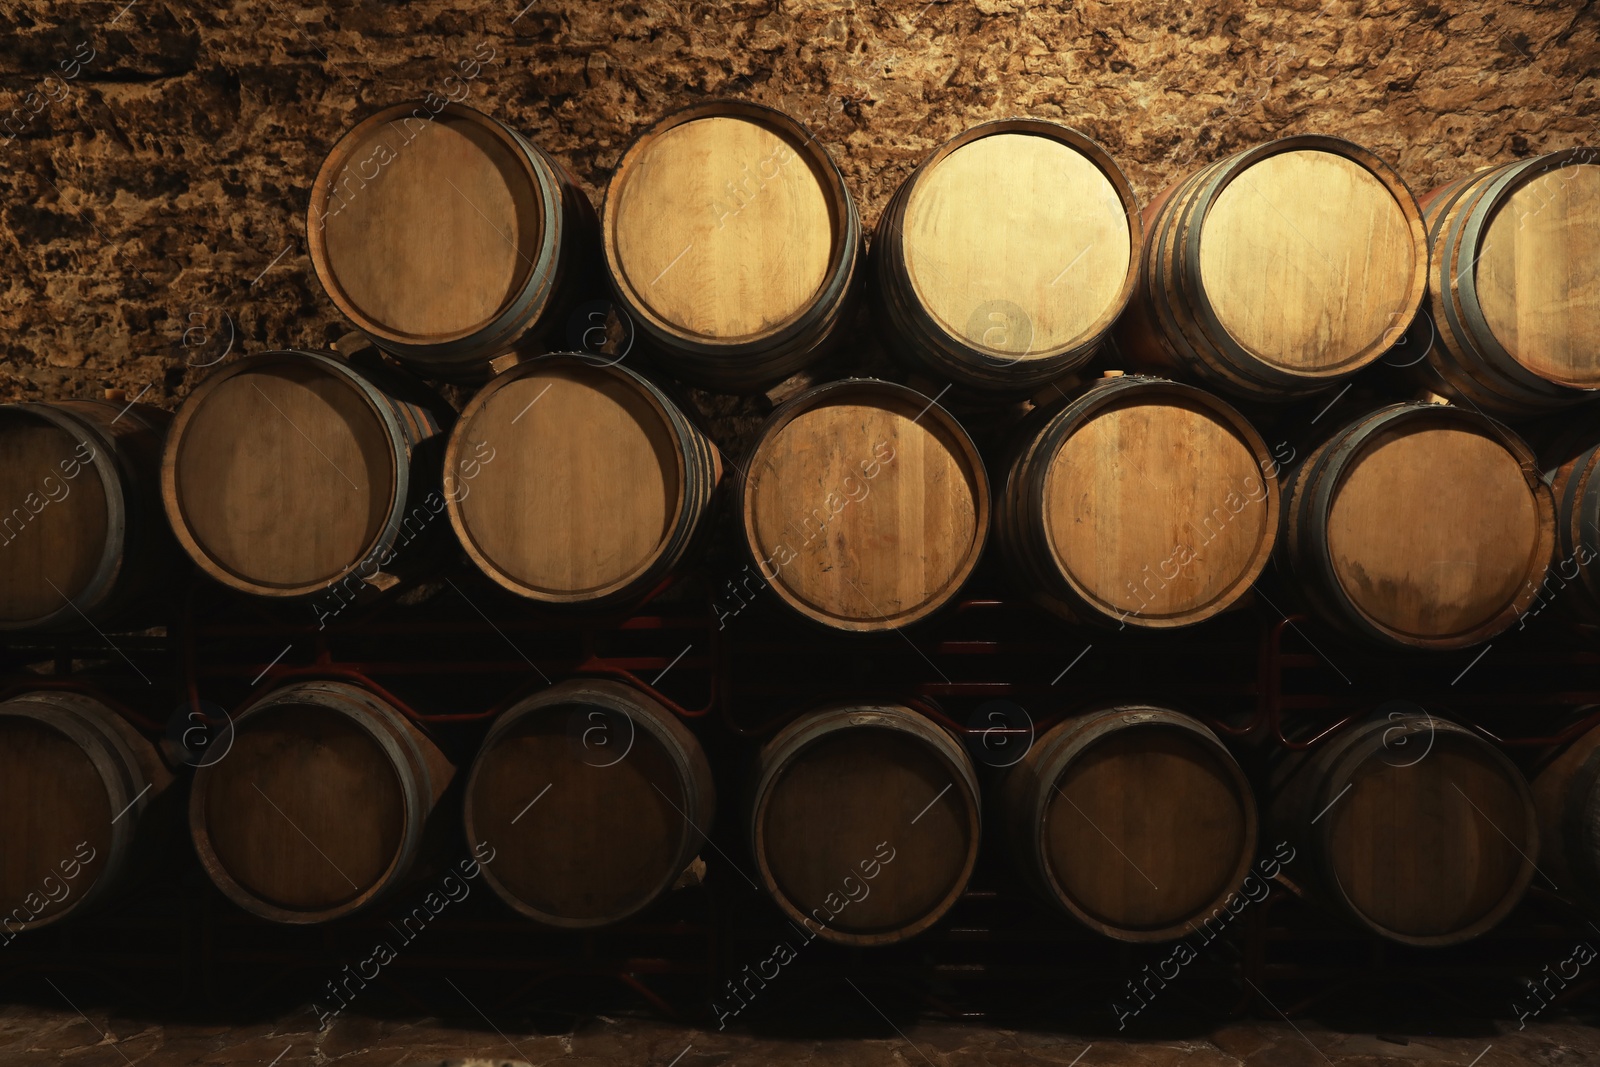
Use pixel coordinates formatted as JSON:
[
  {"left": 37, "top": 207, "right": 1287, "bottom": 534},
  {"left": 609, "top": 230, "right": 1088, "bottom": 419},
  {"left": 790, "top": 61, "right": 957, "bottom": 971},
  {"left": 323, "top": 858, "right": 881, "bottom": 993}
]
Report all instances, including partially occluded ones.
[{"left": 1, "top": 1005, "right": 1596, "bottom": 1067}]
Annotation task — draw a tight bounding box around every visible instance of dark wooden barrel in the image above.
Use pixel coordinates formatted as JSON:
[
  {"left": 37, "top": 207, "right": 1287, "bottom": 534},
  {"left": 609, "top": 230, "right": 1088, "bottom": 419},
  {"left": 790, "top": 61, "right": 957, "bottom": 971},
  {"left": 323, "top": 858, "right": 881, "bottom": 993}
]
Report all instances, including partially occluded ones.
[
  {"left": 162, "top": 349, "right": 452, "bottom": 600},
  {"left": 1416, "top": 149, "right": 1600, "bottom": 414},
  {"left": 0, "top": 691, "right": 172, "bottom": 933},
  {"left": 996, "top": 373, "right": 1278, "bottom": 629},
  {"left": 1269, "top": 711, "right": 1537, "bottom": 946},
  {"left": 1532, "top": 718, "right": 1600, "bottom": 912},
  {"left": 189, "top": 681, "right": 453, "bottom": 924},
  {"left": 0, "top": 400, "right": 175, "bottom": 633},
  {"left": 1546, "top": 432, "right": 1600, "bottom": 624},
  {"left": 462, "top": 678, "right": 715, "bottom": 929},
  {"left": 307, "top": 101, "right": 599, "bottom": 383},
  {"left": 1115, "top": 135, "right": 1428, "bottom": 401},
  {"left": 602, "top": 100, "right": 863, "bottom": 392},
  {"left": 739, "top": 379, "right": 989, "bottom": 631},
  {"left": 446, "top": 354, "right": 721, "bottom": 608},
  {"left": 1000, "top": 705, "right": 1256, "bottom": 941},
  {"left": 750, "top": 704, "right": 981, "bottom": 946},
  {"left": 874, "top": 119, "right": 1141, "bottom": 395},
  {"left": 1279, "top": 402, "right": 1553, "bottom": 650}
]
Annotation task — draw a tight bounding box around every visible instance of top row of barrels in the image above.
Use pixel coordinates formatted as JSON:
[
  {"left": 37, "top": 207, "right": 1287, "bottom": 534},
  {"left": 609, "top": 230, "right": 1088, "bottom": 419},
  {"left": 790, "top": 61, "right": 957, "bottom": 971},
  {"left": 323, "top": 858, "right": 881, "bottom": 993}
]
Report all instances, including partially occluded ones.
[{"left": 307, "top": 100, "right": 1598, "bottom": 413}]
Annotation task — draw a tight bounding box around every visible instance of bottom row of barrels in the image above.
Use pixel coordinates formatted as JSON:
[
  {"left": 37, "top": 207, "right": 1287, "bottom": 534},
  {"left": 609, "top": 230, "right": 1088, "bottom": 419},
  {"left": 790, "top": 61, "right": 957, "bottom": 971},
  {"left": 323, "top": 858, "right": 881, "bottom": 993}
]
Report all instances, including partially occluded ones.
[{"left": 1, "top": 681, "right": 1586, "bottom": 950}]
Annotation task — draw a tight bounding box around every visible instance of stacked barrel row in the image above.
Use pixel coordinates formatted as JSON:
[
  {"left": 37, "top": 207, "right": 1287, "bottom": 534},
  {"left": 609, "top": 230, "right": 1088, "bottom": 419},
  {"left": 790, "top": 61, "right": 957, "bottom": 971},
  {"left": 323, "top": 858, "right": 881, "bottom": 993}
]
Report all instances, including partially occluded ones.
[{"left": 12, "top": 682, "right": 1600, "bottom": 952}]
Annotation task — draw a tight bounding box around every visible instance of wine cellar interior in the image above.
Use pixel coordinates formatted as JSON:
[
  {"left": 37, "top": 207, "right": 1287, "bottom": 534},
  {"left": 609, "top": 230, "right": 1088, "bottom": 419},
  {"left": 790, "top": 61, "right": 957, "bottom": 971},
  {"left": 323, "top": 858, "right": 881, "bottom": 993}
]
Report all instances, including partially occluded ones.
[{"left": 2, "top": 1, "right": 1599, "bottom": 1065}]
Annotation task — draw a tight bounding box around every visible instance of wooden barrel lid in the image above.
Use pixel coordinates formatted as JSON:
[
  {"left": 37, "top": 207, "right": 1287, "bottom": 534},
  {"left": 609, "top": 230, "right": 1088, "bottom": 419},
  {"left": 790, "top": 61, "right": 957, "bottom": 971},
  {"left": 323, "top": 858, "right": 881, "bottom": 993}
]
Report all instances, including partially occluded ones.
[
  {"left": 1040, "top": 720, "right": 1252, "bottom": 935},
  {"left": 1473, "top": 158, "right": 1600, "bottom": 388},
  {"left": 607, "top": 106, "right": 840, "bottom": 344},
  {"left": 199, "top": 703, "right": 404, "bottom": 913},
  {"left": 742, "top": 380, "right": 988, "bottom": 630},
  {"left": 168, "top": 357, "right": 397, "bottom": 592},
  {"left": 465, "top": 700, "right": 697, "bottom": 926},
  {"left": 1040, "top": 387, "right": 1275, "bottom": 624},
  {"left": 309, "top": 104, "right": 546, "bottom": 346},
  {"left": 755, "top": 710, "right": 979, "bottom": 944},
  {"left": 900, "top": 125, "right": 1134, "bottom": 360},
  {"left": 1196, "top": 148, "right": 1419, "bottom": 373},
  {"left": 450, "top": 360, "right": 684, "bottom": 601},
  {"left": 1324, "top": 729, "right": 1534, "bottom": 941},
  {"left": 0, "top": 716, "right": 113, "bottom": 925},
  {"left": 1324, "top": 418, "right": 1544, "bottom": 640},
  {"left": 0, "top": 411, "right": 109, "bottom": 624}
]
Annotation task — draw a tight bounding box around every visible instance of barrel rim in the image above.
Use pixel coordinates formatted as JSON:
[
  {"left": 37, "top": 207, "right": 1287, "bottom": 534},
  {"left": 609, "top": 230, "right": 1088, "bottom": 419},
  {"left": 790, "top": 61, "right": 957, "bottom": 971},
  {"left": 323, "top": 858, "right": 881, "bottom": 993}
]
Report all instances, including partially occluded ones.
[
  {"left": 601, "top": 98, "right": 860, "bottom": 354},
  {"left": 1180, "top": 134, "right": 1428, "bottom": 382},
  {"left": 738, "top": 377, "right": 992, "bottom": 632},
  {"left": 1308, "top": 714, "right": 1538, "bottom": 946},
  {"left": 161, "top": 349, "right": 411, "bottom": 600},
  {"left": 1293, "top": 402, "right": 1553, "bottom": 649},
  {"left": 0, "top": 401, "right": 129, "bottom": 633},
  {"left": 461, "top": 676, "right": 712, "bottom": 929},
  {"left": 1014, "top": 704, "right": 1259, "bottom": 942},
  {"left": 881, "top": 116, "right": 1143, "bottom": 372},
  {"left": 188, "top": 679, "right": 432, "bottom": 925},
  {"left": 1451, "top": 148, "right": 1600, "bottom": 391},
  {"left": 306, "top": 100, "right": 565, "bottom": 352},
  {"left": 1026, "top": 376, "right": 1279, "bottom": 628},
  {"left": 750, "top": 702, "right": 982, "bottom": 946},
  {"left": 445, "top": 353, "right": 693, "bottom": 604}
]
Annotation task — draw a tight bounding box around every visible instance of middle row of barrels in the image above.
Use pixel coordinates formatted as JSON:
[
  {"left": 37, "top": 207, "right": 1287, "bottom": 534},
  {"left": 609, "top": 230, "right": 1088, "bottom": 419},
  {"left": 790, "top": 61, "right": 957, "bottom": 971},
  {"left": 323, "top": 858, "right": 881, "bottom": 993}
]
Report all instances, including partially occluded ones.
[
  {"left": 3, "top": 683, "right": 1577, "bottom": 950},
  {"left": 3, "top": 350, "right": 1570, "bottom": 650}
]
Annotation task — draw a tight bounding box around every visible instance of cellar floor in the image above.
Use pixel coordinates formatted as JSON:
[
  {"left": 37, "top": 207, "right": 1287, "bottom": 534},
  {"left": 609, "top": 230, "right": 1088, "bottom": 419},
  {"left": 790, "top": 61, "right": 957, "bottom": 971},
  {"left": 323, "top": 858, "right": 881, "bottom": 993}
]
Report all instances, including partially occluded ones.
[{"left": 1, "top": 1006, "right": 1596, "bottom": 1067}]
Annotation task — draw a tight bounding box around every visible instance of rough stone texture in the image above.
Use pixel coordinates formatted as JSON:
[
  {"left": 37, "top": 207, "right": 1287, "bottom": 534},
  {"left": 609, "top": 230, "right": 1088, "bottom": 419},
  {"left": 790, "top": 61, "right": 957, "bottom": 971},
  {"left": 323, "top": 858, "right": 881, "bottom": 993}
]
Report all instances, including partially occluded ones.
[
  {"left": 0, "top": 0, "right": 1595, "bottom": 413},
  {"left": 1, "top": 1003, "right": 1599, "bottom": 1067}
]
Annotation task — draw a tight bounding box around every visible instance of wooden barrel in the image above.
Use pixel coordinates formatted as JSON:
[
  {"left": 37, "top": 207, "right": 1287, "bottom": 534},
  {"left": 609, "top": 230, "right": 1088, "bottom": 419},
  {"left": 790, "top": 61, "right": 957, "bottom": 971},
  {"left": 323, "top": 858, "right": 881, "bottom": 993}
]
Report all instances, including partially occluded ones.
[
  {"left": 602, "top": 100, "right": 862, "bottom": 392},
  {"left": 446, "top": 354, "right": 721, "bottom": 608},
  {"left": 1115, "top": 135, "right": 1428, "bottom": 401},
  {"left": 162, "top": 349, "right": 452, "bottom": 600},
  {"left": 739, "top": 379, "right": 989, "bottom": 631},
  {"left": 1532, "top": 718, "right": 1600, "bottom": 912},
  {"left": 1279, "top": 402, "right": 1553, "bottom": 650},
  {"left": 1000, "top": 705, "right": 1256, "bottom": 941},
  {"left": 307, "top": 101, "right": 599, "bottom": 382},
  {"left": 1546, "top": 432, "right": 1600, "bottom": 624},
  {"left": 462, "top": 678, "right": 714, "bottom": 929},
  {"left": 996, "top": 374, "right": 1278, "bottom": 629},
  {"left": 1269, "top": 711, "right": 1537, "bottom": 946},
  {"left": 750, "top": 703, "right": 981, "bottom": 946},
  {"left": 874, "top": 119, "right": 1141, "bottom": 394},
  {"left": 0, "top": 691, "right": 172, "bottom": 934},
  {"left": 189, "top": 681, "right": 453, "bottom": 923},
  {"left": 0, "top": 400, "right": 174, "bottom": 633},
  {"left": 1418, "top": 149, "right": 1600, "bottom": 414}
]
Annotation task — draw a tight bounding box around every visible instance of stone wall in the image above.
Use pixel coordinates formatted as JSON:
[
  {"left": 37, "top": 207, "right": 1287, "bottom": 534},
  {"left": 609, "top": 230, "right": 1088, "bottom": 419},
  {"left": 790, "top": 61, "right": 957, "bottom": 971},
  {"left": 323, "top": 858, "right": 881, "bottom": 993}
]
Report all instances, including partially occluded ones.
[{"left": 1, "top": 0, "right": 1595, "bottom": 408}]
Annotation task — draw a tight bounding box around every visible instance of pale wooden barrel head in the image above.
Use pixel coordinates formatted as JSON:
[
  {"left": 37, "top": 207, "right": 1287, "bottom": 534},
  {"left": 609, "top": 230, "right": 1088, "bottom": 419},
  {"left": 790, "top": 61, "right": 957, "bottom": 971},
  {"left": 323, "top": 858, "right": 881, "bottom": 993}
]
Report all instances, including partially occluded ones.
[
  {"left": 455, "top": 364, "right": 681, "bottom": 599},
  {"left": 1042, "top": 396, "right": 1271, "bottom": 620},
  {"left": 760, "top": 728, "right": 972, "bottom": 937},
  {"left": 902, "top": 131, "right": 1133, "bottom": 359},
  {"left": 201, "top": 704, "right": 404, "bottom": 912},
  {"left": 1476, "top": 161, "right": 1600, "bottom": 387},
  {"left": 0, "top": 415, "right": 107, "bottom": 623},
  {"left": 1326, "top": 734, "right": 1532, "bottom": 939},
  {"left": 1326, "top": 424, "right": 1541, "bottom": 639},
  {"left": 1043, "top": 728, "right": 1249, "bottom": 932},
  {"left": 1199, "top": 149, "right": 1417, "bottom": 371},
  {"left": 171, "top": 362, "right": 395, "bottom": 589},
  {"left": 745, "top": 385, "right": 986, "bottom": 630},
  {"left": 611, "top": 115, "right": 834, "bottom": 341},
  {"left": 0, "top": 718, "right": 112, "bottom": 924},
  {"left": 467, "top": 712, "right": 688, "bottom": 924},
  {"left": 315, "top": 110, "right": 543, "bottom": 344}
]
